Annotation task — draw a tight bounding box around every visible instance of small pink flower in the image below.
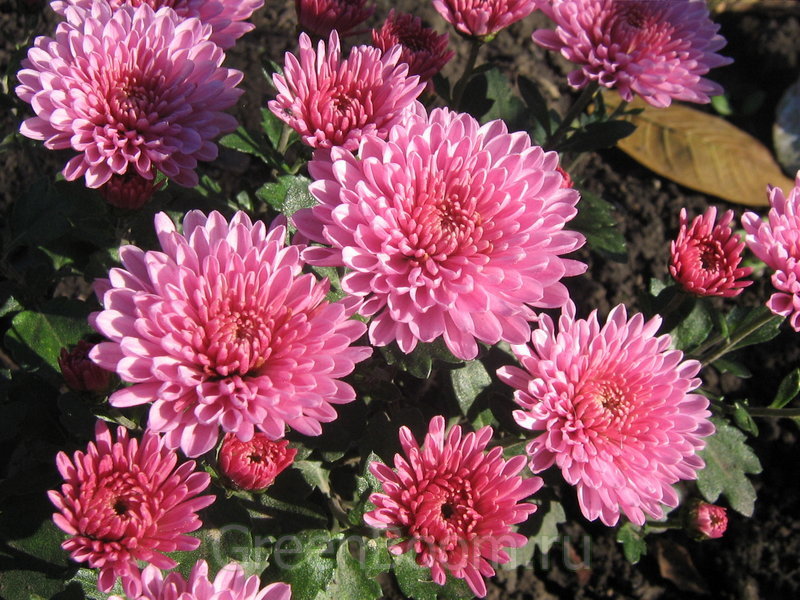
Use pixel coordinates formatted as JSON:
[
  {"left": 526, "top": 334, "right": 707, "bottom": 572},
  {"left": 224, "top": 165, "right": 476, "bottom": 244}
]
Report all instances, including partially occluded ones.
[
  {"left": 295, "top": 0, "right": 374, "bottom": 38},
  {"left": 294, "top": 106, "right": 585, "bottom": 360},
  {"left": 49, "top": 421, "right": 215, "bottom": 592},
  {"left": 59, "top": 340, "right": 113, "bottom": 392},
  {"left": 670, "top": 206, "right": 752, "bottom": 297},
  {"left": 372, "top": 11, "right": 454, "bottom": 86},
  {"left": 532, "top": 0, "right": 733, "bottom": 107},
  {"left": 89, "top": 211, "right": 372, "bottom": 457},
  {"left": 365, "top": 416, "right": 541, "bottom": 598},
  {"left": 218, "top": 433, "right": 297, "bottom": 491},
  {"left": 50, "top": 0, "right": 264, "bottom": 49},
  {"left": 687, "top": 501, "right": 728, "bottom": 540},
  {"left": 111, "top": 561, "right": 291, "bottom": 600},
  {"left": 100, "top": 172, "right": 163, "bottom": 210},
  {"left": 497, "top": 302, "right": 714, "bottom": 527},
  {"left": 269, "top": 31, "right": 424, "bottom": 151},
  {"left": 742, "top": 174, "right": 800, "bottom": 330},
  {"left": 16, "top": 3, "right": 243, "bottom": 188},
  {"left": 433, "top": 0, "right": 536, "bottom": 39},
  {"left": 555, "top": 165, "right": 573, "bottom": 189}
]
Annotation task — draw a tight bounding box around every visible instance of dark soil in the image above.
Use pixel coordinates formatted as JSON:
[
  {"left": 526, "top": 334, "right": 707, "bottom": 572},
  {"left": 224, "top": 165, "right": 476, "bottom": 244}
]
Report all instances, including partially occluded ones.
[{"left": 2, "top": 1, "right": 799, "bottom": 599}]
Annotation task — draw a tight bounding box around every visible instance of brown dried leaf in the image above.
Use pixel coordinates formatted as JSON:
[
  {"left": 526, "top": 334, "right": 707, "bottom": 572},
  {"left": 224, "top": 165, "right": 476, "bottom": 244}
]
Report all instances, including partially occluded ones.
[{"left": 603, "top": 91, "right": 795, "bottom": 206}]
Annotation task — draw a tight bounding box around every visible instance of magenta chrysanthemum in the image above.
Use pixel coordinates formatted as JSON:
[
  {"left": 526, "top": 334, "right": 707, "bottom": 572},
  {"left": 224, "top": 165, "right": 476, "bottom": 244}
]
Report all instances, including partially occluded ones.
[
  {"left": 50, "top": 0, "right": 264, "bottom": 49},
  {"left": 16, "top": 3, "right": 243, "bottom": 188},
  {"left": 372, "top": 11, "right": 454, "bottom": 86},
  {"left": 295, "top": 0, "right": 374, "bottom": 38},
  {"left": 433, "top": 0, "right": 536, "bottom": 38},
  {"left": 742, "top": 174, "right": 800, "bottom": 330},
  {"left": 268, "top": 31, "right": 424, "bottom": 151},
  {"left": 497, "top": 302, "right": 714, "bottom": 526},
  {"left": 670, "top": 206, "right": 752, "bottom": 297},
  {"left": 112, "top": 561, "right": 290, "bottom": 600},
  {"left": 532, "top": 0, "right": 732, "bottom": 107},
  {"left": 89, "top": 211, "right": 372, "bottom": 457},
  {"left": 49, "top": 421, "right": 214, "bottom": 592},
  {"left": 293, "top": 106, "right": 586, "bottom": 360},
  {"left": 364, "top": 416, "right": 542, "bottom": 598}
]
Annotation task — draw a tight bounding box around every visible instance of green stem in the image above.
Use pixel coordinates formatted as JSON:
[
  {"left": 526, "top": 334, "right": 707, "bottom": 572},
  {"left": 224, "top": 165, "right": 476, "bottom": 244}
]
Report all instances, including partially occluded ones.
[
  {"left": 452, "top": 38, "right": 483, "bottom": 110},
  {"left": 544, "top": 81, "right": 600, "bottom": 151},
  {"left": 746, "top": 406, "right": 800, "bottom": 418},
  {"left": 700, "top": 311, "right": 780, "bottom": 367},
  {"left": 277, "top": 124, "right": 292, "bottom": 155}
]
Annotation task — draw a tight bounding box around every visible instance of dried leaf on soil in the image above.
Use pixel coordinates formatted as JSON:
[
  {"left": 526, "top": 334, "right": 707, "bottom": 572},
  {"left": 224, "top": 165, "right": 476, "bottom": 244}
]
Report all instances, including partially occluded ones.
[{"left": 603, "top": 91, "right": 794, "bottom": 206}]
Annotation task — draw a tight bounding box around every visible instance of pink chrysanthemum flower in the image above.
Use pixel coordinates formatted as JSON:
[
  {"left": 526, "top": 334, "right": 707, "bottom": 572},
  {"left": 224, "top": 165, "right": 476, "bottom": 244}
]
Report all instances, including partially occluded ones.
[
  {"left": 16, "top": 3, "right": 243, "bottom": 188},
  {"left": 532, "top": 0, "right": 733, "bottom": 107},
  {"left": 432, "top": 0, "right": 536, "bottom": 39},
  {"left": 742, "top": 175, "right": 800, "bottom": 331},
  {"left": 89, "top": 211, "right": 372, "bottom": 457},
  {"left": 497, "top": 302, "right": 714, "bottom": 526},
  {"left": 50, "top": 0, "right": 264, "bottom": 49},
  {"left": 269, "top": 31, "right": 425, "bottom": 151},
  {"left": 365, "top": 416, "right": 542, "bottom": 598},
  {"left": 218, "top": 433, "right": 297, "bottom": 491},
  {"left": 49, "top": 421, "right": 215, "bottom": 592},
  {"left": 111, "top": 561, "right": 290, "bottom": 600},
  {"left": 670, "top": 206, "right": 752, "bottom": 298},
  {"left": 295, "top": 0, "right": 374, "bottom": 38},
  {"left": 293, "top": 106, "right": 586, "bottom": 360},
  {"left": 372, "top": 11, "right": 454, "bottom": 86}
]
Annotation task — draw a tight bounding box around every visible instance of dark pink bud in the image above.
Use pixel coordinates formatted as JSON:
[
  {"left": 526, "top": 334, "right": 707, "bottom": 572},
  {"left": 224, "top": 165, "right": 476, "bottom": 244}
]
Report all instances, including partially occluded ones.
[
  {"left": 59, "top": 340, "right": 113, "bottom": 393},
  {"left": 219, "top": 433, "right": 297, "bottom": 491}
]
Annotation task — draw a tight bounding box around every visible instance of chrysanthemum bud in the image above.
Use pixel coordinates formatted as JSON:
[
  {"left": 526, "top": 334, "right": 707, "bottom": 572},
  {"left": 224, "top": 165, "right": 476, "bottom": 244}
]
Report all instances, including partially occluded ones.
[
  {"left": 219, "top": 433, "right": 297, "bottom": 491},
  {"left": 58, "top": 340, "right": 113, "bottom": 393},
  {"left": 687, "top": 500, "right": 728, "bottom": 540}
]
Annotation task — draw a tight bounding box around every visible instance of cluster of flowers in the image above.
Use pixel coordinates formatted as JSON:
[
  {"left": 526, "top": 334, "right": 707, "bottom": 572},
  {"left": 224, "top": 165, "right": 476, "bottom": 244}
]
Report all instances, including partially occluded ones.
[{"left": 21, "top": 0, "right": 800, "bottom": 597}]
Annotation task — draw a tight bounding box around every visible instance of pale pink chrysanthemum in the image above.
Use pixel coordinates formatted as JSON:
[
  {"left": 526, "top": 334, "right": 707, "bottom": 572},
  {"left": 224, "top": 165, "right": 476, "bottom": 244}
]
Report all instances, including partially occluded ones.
[
  {"left": 670, "top": 206, "right": 752, "bottom": 298},
  {"left": 293, "top": 106, "right": 586, "bottom": 360},
  {"left": 497, "top": 302, "right": 714, "bottom": 527},
  {"left": 742, "top": 174, "right": 800, "bottom": 331},
  {"left": 218, "top": 433, "right": 297, "bottom": 491},
  {"left": 364, "top": 416, "right": 542, "bottom": 598},
  {"left": 372, "top": 11, "right": 454, "bottom": 86},
  {"left": 295, "top": 0, "right": 374, "bottom": 38},
  {"left": 89, "top": 211, "right": 372, "bottom": 457},
  {"left": 16, "top": 3, "right": 243, "bottom": 188},
  {"left": 49, "top": 421, "right": 215, "bottom": 592},
  {"left": 111, "top": 561, "right": 290, "bottom": 600},
  {"left": 432, "top": 0, "right": 536, "bottom": 39},
  {"left": 50, "top": 0, "right": 264, "bottom": 49},
  {"left": 532, "top": 0, "right": 733, "bottom": 107},
  {"left": 268, "top": 31, "right": 425, "bottom": 151}
]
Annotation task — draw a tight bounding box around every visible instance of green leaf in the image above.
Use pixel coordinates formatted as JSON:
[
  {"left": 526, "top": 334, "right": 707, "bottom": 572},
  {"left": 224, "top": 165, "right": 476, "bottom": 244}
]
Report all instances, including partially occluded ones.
[
  {"left": 261, "top": 108, "right": 286, "bottom": 148},
  {"left": 570, "top": 190, "right": 627, "bottom": 260},
  {"left": 334, "top": 539, "right": 383, "bottom": 599},
  {"left": 481, "top": 68, "right": 528, "bottom": 131},
  {"left": 450, "top": 360, "right": 491, "bottom": 415},
  {"left": 696, "top": 417, "right": 762, "bottom": 516},
  {"left": 9, "top": 180, "right": 70, "bottom": 249},
  {"left": 392, "top": 550, "right": 440, "bottom": 600},
  {"left": 558, "top": 120, "right": 637, "bottom": 152},
  {"left": 732, "top": 401, "right": 759, "bottom": 436},
  {"left": 5, "top": 298, "right": 92, "bottom": 380},
  {"left": 219, "top": 126, "right": 269, "bottom": 163},
  {"left": 63, "top": 567, "right": 124, "bottom": 599},
  {"left": 616, "top": 522, "right": 647, "bottom": 564},
  {"left": 471, "top": 407, "right": 496, "bottom": 429},
  {"left": 362, "top": 537, "right": 391, "bottom": 578},
  {"left": 725, "top": 306, "right": 784, "bottom": 353},
  {"left": 295, "top": 460, "right": 332, "bottom": 497},
  {"left": 379, "top": 339, "right": 462, "bottom": 379},
  {"left": 349, "top": 453, "right": 382, "bottom": 528},
  {"left": 265, "top": 530, "right": 338, "bottom": 600},
  {"left": 671, "top": 299, "right": 713, "bottom": 350},
  {"left": 503, "top": 498, "right": 565, "bottom": 570},
  {"left": 256, "top": 175, "right": 316, "bottom": 221},
  {"left": 711, "top": 358, "right": 752, "bottom": 378},
  {"left": 770, "top": 368, "right": 800, "bottom": 409},
  {"left": 517, "top": 75, "right": 551, "bottom": 136}
]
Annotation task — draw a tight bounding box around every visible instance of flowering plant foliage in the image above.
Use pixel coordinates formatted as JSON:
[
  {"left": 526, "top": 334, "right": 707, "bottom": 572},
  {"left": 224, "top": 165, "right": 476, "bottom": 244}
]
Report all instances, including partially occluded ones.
[{"left": 2, "top": 1, "right": 797, "bottom": 599}]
